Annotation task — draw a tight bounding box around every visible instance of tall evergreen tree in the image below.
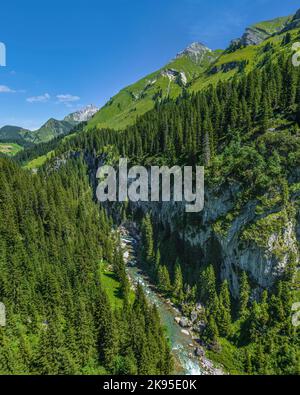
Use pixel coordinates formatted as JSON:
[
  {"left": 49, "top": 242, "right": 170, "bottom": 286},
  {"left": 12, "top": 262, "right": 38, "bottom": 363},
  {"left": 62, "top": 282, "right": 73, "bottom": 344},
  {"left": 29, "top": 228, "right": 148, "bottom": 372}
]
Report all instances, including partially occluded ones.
[{"left": 239, "top": 272, "right": 250, "bottom": 319}]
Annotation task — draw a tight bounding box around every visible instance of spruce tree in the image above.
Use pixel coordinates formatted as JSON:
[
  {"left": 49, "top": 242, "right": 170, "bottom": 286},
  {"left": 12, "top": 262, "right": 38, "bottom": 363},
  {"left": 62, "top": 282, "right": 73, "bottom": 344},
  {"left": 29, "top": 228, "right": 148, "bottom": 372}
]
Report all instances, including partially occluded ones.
[
  {"left": 142, "top": 214, "right": 154, "bottom": 266},
  {"left": 217, "top": 280, "right": 232, "bottom": 337},
  {"left": 173, "top": 260, "right": 184, "bottom": 302},
  {"left": 239, "top": 272, "right": 250, "bottom": 319},
  {"left": 158, "top": 265, "right": 171, "bottom": 293}
]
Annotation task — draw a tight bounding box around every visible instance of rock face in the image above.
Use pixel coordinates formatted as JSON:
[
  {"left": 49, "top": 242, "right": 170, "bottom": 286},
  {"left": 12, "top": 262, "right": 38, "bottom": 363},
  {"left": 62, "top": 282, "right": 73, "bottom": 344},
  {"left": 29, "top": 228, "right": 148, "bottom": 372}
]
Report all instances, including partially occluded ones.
[
  {"left": 230, "top": 26, "right": 271, "bottom": 48},
  {"left": 83, "top": 153, "right": 299, "bottom": 300},
  {"left": 64, "top": 105, "right": 98, "bottom": 123},
  {"left": 161, "top": 69, "right": 187, "bottom": 86},
  {"left": 179, "top": 317, "right": 191, "bottom": 328},
  {"left": 176, "top": 42, "right": 212, "bottom": 63},
  {"left": 241, "top": 27, "right": 269, "bottom": 46},
  {"left": 282, "top": 9, "right": 300, "bottom": 32},
  {"left": 229, "top": 12, "right": 298, "bottom": 48},
  {"left": 116, "top": 177, "right": 299, "bottom": 298},
  {"left": 293, "top": 9, "right": 300, "bottom": 21}
]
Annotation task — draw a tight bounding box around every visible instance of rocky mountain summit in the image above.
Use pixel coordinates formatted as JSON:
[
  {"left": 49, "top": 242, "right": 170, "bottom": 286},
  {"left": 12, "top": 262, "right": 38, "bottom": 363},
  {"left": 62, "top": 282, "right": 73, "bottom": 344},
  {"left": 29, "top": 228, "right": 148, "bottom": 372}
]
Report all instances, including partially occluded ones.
[
  {"left": 176, "top": 42, "right": 212, "bottom": 63},
  {"left": 64, "top": 104, "right": 98, "bottom": 123},
  {"left": 32, "top": 105, "right": 98, "bottom": 143}
]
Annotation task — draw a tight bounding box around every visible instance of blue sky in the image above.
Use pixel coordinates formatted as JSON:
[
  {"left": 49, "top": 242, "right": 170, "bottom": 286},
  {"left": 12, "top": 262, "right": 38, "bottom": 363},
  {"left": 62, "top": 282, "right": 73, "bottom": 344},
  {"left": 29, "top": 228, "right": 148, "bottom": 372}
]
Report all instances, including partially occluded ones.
[{"left": 0, "top": 0, "right": 298, "bottom": 130}]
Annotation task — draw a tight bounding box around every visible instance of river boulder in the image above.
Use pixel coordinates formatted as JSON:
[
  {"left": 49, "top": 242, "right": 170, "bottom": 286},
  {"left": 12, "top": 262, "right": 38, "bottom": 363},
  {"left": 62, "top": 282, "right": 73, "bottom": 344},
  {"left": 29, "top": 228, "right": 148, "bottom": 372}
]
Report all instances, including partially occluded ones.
[
  {"left": 181, "top": 329, "right": 190, "bottom": 336},
  {"left": 179, "top": 317, "right": 191, "bottom": 328}
]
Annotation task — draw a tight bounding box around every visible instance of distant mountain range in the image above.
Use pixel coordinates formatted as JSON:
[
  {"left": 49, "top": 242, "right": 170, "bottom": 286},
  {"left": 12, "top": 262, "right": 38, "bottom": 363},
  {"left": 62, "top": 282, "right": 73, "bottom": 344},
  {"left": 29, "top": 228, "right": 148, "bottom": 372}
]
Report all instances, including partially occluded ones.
[{"left": 0, "top": 105, "right": 98, "bottom": 145}]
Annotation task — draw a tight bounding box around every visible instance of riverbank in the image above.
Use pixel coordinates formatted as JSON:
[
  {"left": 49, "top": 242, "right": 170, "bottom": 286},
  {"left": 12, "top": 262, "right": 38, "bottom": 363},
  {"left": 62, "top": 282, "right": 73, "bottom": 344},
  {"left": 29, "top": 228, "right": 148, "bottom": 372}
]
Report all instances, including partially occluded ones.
[{"left": 119, "top": 224, "right": 224, "bottom": 376}]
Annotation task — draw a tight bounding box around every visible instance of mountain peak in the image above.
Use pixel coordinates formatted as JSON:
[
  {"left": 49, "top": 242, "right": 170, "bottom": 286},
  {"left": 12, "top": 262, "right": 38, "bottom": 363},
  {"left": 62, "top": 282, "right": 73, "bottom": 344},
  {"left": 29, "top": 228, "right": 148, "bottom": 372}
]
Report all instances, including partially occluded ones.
[
  {"left": 176, "top": 42, "right": 212, "bottom": 63},
  {"left": 64, "top": 105, "right": 98, "bottom": 123},
  {"left": 293, "top": 8, "right": 300, "bottom": 21}
]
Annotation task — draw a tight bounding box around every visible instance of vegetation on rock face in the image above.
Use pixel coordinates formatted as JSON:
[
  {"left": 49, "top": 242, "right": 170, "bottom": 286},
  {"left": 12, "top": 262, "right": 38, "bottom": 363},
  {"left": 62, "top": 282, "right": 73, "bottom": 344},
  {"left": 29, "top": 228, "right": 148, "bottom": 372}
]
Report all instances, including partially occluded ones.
[{"left": 140, "top": 214, "right": 299, "bottom": 375}]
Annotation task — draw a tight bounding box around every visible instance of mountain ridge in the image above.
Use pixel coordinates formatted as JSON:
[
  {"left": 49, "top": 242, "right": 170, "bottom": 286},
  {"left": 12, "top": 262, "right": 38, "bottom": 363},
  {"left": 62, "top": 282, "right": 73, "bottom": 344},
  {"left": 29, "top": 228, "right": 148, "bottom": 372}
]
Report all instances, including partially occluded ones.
[
  {"left": 86, "top": 7, "right": 300, "bottom": 132},
  {"left": 0, "top": 105, "right": 98, "bottom": 147},
  {"left": 86, "top": 43, "right": 220, "bottom": 131}
]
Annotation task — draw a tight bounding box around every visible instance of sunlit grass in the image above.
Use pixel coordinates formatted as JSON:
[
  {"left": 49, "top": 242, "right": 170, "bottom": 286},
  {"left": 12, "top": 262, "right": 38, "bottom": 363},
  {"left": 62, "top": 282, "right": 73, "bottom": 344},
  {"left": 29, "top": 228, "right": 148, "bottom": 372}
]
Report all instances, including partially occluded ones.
[{"left": 0, "top": 143, "right": 23, "bottom": 156}]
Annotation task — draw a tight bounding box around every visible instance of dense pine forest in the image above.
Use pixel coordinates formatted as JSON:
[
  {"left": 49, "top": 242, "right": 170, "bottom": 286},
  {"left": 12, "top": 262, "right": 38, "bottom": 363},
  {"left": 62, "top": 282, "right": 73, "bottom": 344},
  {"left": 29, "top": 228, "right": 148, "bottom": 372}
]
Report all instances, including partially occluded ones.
[{"left": 0, "top": 158, "right": 172, "bottom": 374}]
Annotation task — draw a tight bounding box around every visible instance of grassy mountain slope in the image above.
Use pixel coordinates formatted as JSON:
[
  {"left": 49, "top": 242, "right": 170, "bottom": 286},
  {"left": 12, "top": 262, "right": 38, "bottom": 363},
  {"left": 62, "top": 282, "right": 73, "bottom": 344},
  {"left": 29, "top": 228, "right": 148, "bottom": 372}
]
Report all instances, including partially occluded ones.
[
  {"left": 86, "top": 9, "right": 300, "bottom": 132},
  {"left": 0, "top": 142, "right": 23, "bottom": 156},
  {"left": 191, "top": 25, "right": 300, "bottom": 91},
  {"left": 87, "top": 47, "right": 221, "bottom": 131},
  {"left": 27, "top": 118, "right": 76, "bottom": 144},
  {"left": 254, "top": 15, "right": 292, "bottom": 34}
]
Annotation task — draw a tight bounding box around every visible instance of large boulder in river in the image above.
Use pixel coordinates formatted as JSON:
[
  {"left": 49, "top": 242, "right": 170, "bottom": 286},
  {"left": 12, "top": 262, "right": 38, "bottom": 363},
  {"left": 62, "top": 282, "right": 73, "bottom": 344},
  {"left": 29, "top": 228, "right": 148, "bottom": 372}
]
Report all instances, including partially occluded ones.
[
  {"left": 181, "top": 329, "right": 190, "bottom": 336},
  {"left": 179, "top": 317, "right": 191, "bottom": 328}
]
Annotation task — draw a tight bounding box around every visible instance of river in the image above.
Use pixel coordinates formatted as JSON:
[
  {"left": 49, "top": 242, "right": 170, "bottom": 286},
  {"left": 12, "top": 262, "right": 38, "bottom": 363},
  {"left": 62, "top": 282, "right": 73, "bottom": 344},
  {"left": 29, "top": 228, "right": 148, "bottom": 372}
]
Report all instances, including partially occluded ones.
[{"left": 120, "top": 226, "right": 209, "bottom": 375}]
